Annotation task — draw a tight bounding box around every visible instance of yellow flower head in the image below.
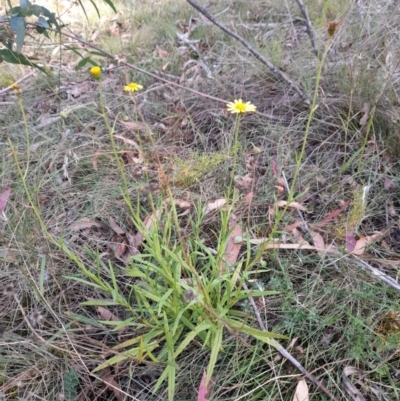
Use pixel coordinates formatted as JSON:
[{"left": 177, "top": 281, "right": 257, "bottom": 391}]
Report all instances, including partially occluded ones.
[
  {"left": 123, "top": 82, "right": 143, "bottom": 92},
  {"left": 90, "top": 66, "right": 102, "bottom": 80},
  {"left": 11, "top": 83, "right": 21, "bottom": 97},
  {"left": 226, "top": 99, "right": 256, "bottom": 114},
  {"left": 326, "top": 20, "right": 340, "bottom": 38}
]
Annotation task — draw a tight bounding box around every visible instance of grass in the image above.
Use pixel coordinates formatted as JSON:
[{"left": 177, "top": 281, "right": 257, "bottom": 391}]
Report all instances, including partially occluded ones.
[{"left": 1, "top": 0, "right": 400, "bottom": 400}]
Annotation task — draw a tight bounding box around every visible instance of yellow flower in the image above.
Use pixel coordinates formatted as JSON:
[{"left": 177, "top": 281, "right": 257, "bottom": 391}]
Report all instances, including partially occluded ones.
[
  {"left": 11, "top": 83, "right": 21, "bottom": 97},
  {"left": 90, "top": 66, "right": 102, "bottom": 80},
  {"left": 123, "top": 82, "right": 143, "bottom": 92},
  {"left": 226, "top": 99, "right": 256, "bottom": 114}
]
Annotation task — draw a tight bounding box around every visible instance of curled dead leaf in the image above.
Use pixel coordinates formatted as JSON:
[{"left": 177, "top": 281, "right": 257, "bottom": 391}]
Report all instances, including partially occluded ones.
[
  {"left": 204, "top": 198, "right": 226, "bottom": 214},
  {"left": 276, "top": 200, "right": 309, "bottom": 212},
  {"left": 291, "top": 378, "right": 309, "bottom": 401}
]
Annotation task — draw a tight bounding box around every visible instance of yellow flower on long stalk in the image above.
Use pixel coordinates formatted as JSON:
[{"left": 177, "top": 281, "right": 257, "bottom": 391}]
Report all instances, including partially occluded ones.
[
  {"left": 123, "top": 82, "right": 143, "bottom": 92},
  {"left": 226, "top": 99, "right": 256, "bottom": 114},
  {"left": 90, "top": 66, "right": 102, "bottom": 80}
]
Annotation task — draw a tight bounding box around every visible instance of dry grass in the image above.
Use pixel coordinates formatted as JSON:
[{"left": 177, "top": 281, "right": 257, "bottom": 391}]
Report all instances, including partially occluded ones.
[{"left": 1, "top": 0, "right": 400, "bottom": 400}]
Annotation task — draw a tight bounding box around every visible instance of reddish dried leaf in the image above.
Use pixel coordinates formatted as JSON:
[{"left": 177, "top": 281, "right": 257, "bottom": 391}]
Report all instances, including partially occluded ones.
[
  {"left": 283, "top": 221, "right": 304, "bottom": 232},
  {"left": 244, "top": 191, "right": 254, "bottom": 205},
  {"left": 114, "top": 240, "right": 127, "bottom": 260},
  {"left": 271, "top": 159, "right": 278, "bottom": 176},
  {"left": 345, "top": 232, "right": 357, "bottom": 252},
  {"left": 109, "top": 217, "right": 125, "bottom": 235},
  {"left": 197, "top": 371, "right": 209, "bottom": 401},
  {"left": 0, "top": 188, "right": 11, "bottom": 214},
  {"left": 350, "top": 232, "right": 383, "bottom": 256},
  {"left": 316, "top": 199, "right": 351, "bottom": 227},
  {"left": 384, "top": 177, "right": 396, "bottom": 191}
]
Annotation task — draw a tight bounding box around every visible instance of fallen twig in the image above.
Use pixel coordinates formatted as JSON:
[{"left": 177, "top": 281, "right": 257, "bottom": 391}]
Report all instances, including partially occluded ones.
[
  {"left": 186, "top": 0, "right": 310, "bottom": 105},
  {"left": 245, "top": 282, "right": 339, "bottom": 401},
  {"left": 350, "top": 256, "right": 400, "bottom": 292},
  {"left": 0, "top": 71, "right": 36, "bottom": 95},
  {"left": 294, "top": 0, "right": 320, "bottom": 58}
]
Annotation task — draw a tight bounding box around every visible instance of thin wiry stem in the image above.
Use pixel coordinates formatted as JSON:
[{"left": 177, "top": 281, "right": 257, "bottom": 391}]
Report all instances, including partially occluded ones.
[
  {"left": 244, "top": 282, "right": 339, "bottom": 401},
  {"left": 186, "top": 0, "right": 310, "bottom": 105}
]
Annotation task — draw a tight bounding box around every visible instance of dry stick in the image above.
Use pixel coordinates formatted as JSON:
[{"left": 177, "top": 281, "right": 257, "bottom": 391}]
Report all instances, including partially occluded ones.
[
  {"left": 186, "top": 0, "right": 310, "bottom": 105},
  {"left": 294, "top": 0, "right": 320, "bottom": 58},
  {"left": 0, "top": 71, "right": 36, "bottom": 95},
  {"left": 350, "top": 256, "right": 400, "bottom": 292},
  {"left": 244, "top": 284, "right": 339, "bottom": 401}
]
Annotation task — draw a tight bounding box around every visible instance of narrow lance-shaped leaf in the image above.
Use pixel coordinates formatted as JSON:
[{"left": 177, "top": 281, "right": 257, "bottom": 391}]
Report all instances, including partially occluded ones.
[{"left": 10, "top": 16, "right": 25, "bottom": 51}]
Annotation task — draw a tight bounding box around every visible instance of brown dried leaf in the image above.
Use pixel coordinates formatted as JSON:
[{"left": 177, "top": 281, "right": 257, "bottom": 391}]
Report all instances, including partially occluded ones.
[
  {"left": 224, "top": 223, "right": 242, "bottom": 267},
  {"left": 291, "top": 378, "right": 309, "bottom": 401},
  {"left": 97, "top": 306, "right": 121, "bottom": 322},
  {"left": 276, "top": 200, "right": 309, "bottom": 212},
  {"left": 283, "top": 221, "right": 304, "bottom": 232},
  {"left": 71, "top": 218, "right": 104, "bottom": 231},
  {"left": 100, "top": 367, "right": 124, "bottom": 401},
  {"left": 384, "top": 177, "right": 396, "bottom": 191},
  {"left": 359, "top": 102, "right": 370, "bottom": 128},
  {"left": 204, "top": 198, "right": 226, "bottom": 214},
  {"left": 244, "top": 191, "right": 254, "bottom": 205},
  {"left": 109, "top": 217, "right": 125, "bottom": 235},
  {"left": 119, "top": 120, "right": 148, "bottom": 132},
  {"left": 342, "top": 366, "right": 367, "bottom": 401},
  {"left": 114, "top": 134, "right": 143, "bottom": 163},
  {"left": 92, "top": 149, "right": 101, "bottom": 170},
  {"left": 235, "top": 173, "right": 254, "bottom": 191},
  {"left": 345, "top": 232, "right": 357, "bottom": 252},
  {"left": 165, "top": 198, "right": 191, "bottom": 208},
  {"left": 310, "top": 231, "right": 325, "bottom": 256},
  {"left": 350, "top": 232, "right": 383, "bottom": 256},
  {"left": 0, "top": 188, "right": 10, "bottom": 215}
]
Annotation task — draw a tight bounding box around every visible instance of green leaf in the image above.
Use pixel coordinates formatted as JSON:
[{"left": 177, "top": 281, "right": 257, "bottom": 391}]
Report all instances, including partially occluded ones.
[
  {"left": 236, "top": 290, "right": 281, "bottom": 300},
  {"left": 31, "top": 5, "right": 42, "bottom": 17},
  {"left": 76, "top": 0, "right": 88, "bottom": 22},
  {"left": 227, "top": 318, "right": 288, "bottom": 340},
  {"left": 93, "top": 341, "right": 159, "bottom": 372},
  {"left": 81, "top": 300, "right": 120, "bottom": 306},
  {"left": 0, "top": 48, "right": 46, "bottom": 73},
  {"left": 64, "top": 367, "right": 79, "bottom": 401},
  {"left": 37, "top": 16, "right": 49, "bottom": 29},
  {"left": 206, "top": 323, "right": 223, "bottom": 384},
  {"left": 63, "top": 275, "right": 104, "bottom": 290},
  {"left": 89, "top": 0, "right": 100, "bottom": 18},
  {"left": 19, "top": 0, "right": 32, "bottom": 8},
  {"left": 173, "top": 321, "right": 210, "bottom": 358},
  {"left": 102, "top": 0, "right": 117, "bottom": 13},
  {"left": 41, "top": 6, "right": 60, "bottom": 32},
  {"left": 10, "top": 16, "right": 25, "bottom": 51}
]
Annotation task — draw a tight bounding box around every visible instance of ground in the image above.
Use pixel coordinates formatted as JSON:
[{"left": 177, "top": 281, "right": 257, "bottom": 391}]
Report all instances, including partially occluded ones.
[{"left": 0, "top": 0, "right": 400, "bottom": 400}]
